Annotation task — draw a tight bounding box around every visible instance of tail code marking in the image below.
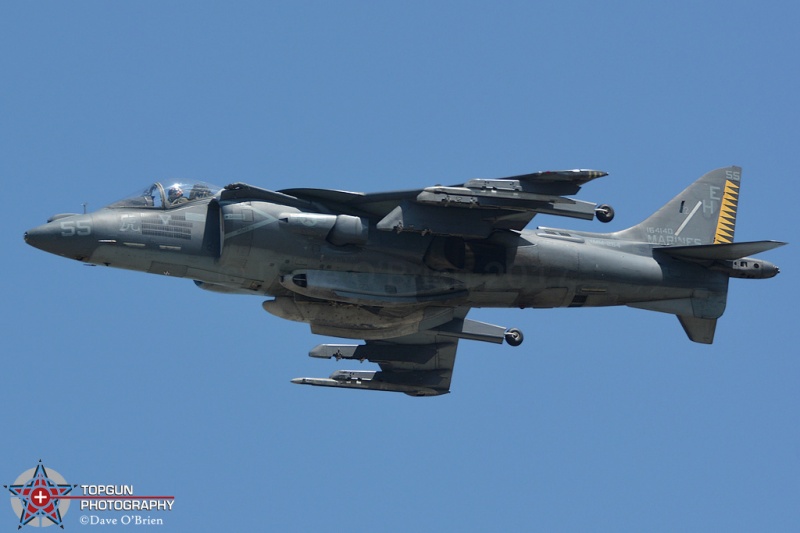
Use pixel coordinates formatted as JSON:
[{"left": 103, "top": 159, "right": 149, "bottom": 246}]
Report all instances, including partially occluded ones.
[{"left": 713, "top": 180, "right": 739, "bottom": 244}]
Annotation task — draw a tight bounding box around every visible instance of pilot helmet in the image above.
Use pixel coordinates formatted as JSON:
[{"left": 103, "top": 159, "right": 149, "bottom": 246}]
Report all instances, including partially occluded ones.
[{"left": 168, "top": 186, "right": 184, "bottom": 202}]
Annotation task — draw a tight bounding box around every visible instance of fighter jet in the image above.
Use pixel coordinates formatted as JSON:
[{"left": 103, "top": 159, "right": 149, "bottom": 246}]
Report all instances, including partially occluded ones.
[{"left": 25, "top": 167, "right": 784, "bottom": 396}]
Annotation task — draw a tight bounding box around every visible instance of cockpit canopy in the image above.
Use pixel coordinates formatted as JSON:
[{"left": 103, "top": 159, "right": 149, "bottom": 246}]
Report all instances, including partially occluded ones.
[{"left": 107, "top": 181, "right": 223, "bottom": 209}]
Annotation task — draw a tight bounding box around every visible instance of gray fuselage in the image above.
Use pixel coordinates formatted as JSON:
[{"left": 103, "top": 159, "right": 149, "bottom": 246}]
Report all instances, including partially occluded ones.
[{"left": 27, "top": 196, "right": 724, "bottom": 321}]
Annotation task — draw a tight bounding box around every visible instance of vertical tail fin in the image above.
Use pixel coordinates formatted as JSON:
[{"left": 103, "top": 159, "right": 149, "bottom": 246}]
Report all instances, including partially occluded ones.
[{"left": 617, "top": 166, "right": 742, "bottom": 246}]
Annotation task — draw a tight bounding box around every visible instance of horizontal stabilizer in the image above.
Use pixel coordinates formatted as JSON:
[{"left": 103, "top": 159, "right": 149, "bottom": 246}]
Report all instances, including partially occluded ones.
[{"left": 657, "top": 240, "right": 786, "bottom": 261}]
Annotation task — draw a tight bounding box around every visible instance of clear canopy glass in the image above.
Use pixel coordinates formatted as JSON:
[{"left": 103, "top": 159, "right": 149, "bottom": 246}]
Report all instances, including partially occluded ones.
[{"left": 107, "top": 181, "right": 222, "bottom": 209}]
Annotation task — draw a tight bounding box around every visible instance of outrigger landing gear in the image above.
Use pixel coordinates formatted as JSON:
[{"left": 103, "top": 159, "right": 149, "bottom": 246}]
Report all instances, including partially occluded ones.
[
  {"left": 504, "top": 328, "right": 524, "bottom": 347},
  {"left": 595, "top": 204, "right": 615, "bottom": 223}
]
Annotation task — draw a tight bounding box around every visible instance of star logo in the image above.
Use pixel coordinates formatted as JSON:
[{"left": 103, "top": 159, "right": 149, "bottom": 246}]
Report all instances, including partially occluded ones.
[{"left": 5, "top": 461, "right": 76, "bottom": 529}]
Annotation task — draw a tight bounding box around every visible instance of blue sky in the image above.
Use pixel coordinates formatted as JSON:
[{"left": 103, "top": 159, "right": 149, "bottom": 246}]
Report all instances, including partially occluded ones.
[{"left": 2, "top": 1, "right": 797, "bottom": 531}]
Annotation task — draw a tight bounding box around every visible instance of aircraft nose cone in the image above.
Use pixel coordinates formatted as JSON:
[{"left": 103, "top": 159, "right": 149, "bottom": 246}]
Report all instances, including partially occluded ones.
[
  {"left": 25, "top": 215, "right": 96, "bottom": 261},
  {"left": 24, "top": 224, "right": 54, "bottom": 252}
]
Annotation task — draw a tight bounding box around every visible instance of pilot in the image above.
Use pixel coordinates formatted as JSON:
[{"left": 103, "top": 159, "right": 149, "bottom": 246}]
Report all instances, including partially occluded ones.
[{"left": 168, "top": 186, "right": 189, "bottom": 206}]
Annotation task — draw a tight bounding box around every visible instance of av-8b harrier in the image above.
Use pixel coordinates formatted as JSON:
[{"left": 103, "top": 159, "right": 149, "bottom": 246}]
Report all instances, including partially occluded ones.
[{"left": 25, "top": 166, "right": 784, "bottom": 396}]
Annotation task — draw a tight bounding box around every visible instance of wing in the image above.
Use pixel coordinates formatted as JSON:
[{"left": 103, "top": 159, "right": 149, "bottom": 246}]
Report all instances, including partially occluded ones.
[
  {"left": 291, "top": 308, "right": 508, "bottom": 396},
  {"left": 278, "top": 169, "right": 608, "bottom": 238}
]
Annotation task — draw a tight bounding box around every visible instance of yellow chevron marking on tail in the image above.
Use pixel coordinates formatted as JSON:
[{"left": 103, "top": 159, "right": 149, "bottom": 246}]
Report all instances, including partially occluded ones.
[{"left": 713, "top": 180, "right": 739, "bottom": 244}]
